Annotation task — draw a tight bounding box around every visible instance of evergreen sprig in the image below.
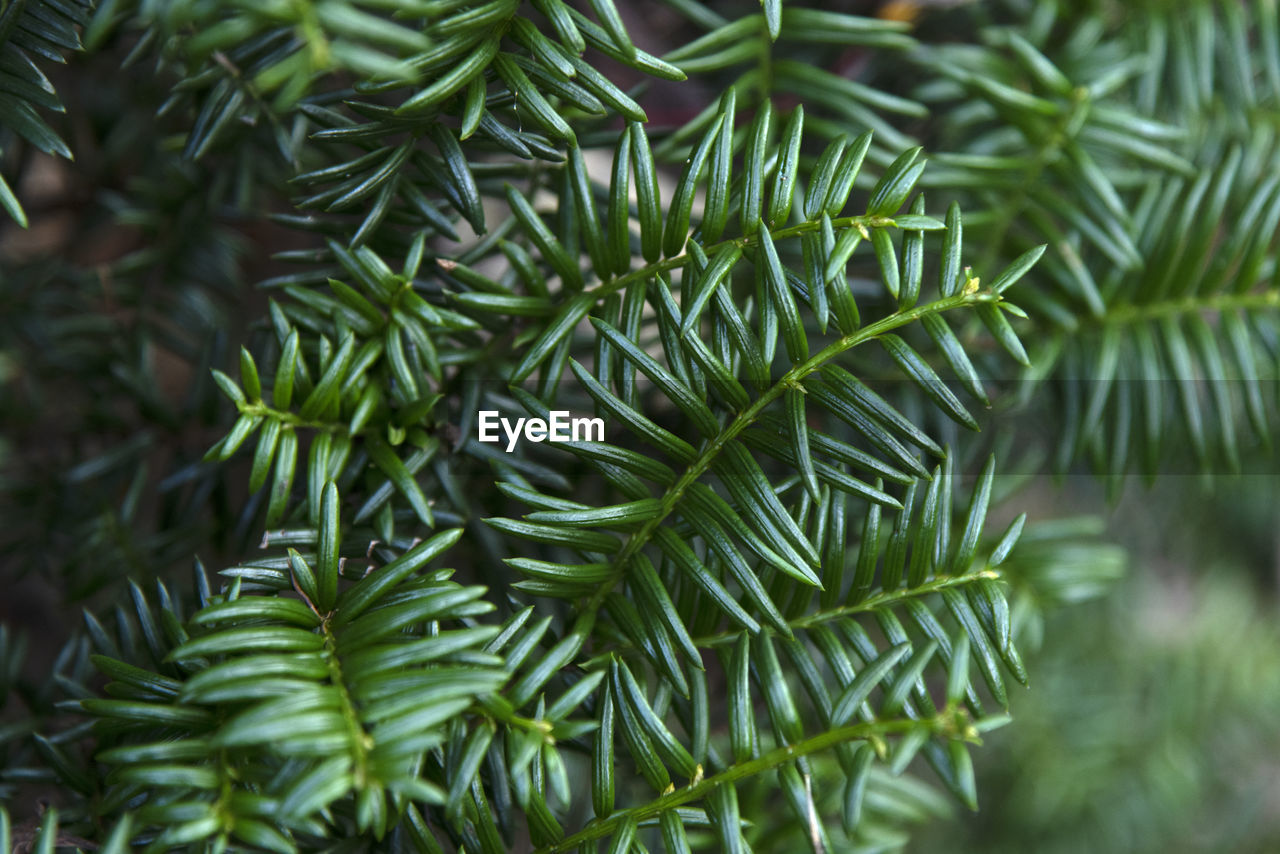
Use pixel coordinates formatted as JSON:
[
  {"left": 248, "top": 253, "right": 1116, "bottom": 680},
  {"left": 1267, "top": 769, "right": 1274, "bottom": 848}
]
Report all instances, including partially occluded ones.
[
  {"left": 918, "top": 0, "right": 1280, "bottom": 479},
  {"left": 0, "top": 0, "right": 92, "bottom": 225},
  {"left": 10, "top": 0, "right": 1275, "bottom": 851}
]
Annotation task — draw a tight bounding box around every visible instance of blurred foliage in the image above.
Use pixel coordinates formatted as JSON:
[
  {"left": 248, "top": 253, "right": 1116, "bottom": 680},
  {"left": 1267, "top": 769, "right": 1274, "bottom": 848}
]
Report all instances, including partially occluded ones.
[{"left": 917, "top": 559, "right": 1280, "bottom": 853}]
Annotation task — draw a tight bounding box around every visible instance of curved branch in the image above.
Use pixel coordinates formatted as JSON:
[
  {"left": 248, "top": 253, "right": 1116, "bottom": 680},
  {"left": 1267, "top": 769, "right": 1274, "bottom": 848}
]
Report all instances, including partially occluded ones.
[
  {"left": 532, "top": 712, "right": 956, "bottom": 854},
  {"left": 582, "top": 289, "right": 999, "bottom": 614}
]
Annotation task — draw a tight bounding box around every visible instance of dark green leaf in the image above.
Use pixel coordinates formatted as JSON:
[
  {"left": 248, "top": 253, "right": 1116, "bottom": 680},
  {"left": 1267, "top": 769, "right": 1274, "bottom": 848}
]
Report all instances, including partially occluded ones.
[
  {"left": 767, "top": 105, "right": 804, "bottom": 228},
  {"left": 867, "top": 147, "right": 924, "bottom": 217}
]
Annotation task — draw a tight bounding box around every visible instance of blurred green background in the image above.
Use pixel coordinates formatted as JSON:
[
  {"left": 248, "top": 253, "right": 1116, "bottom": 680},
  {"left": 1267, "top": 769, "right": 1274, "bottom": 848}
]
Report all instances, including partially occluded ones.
[{"left": 916, "top": 476, "right": 1280, "bottom": 853}]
